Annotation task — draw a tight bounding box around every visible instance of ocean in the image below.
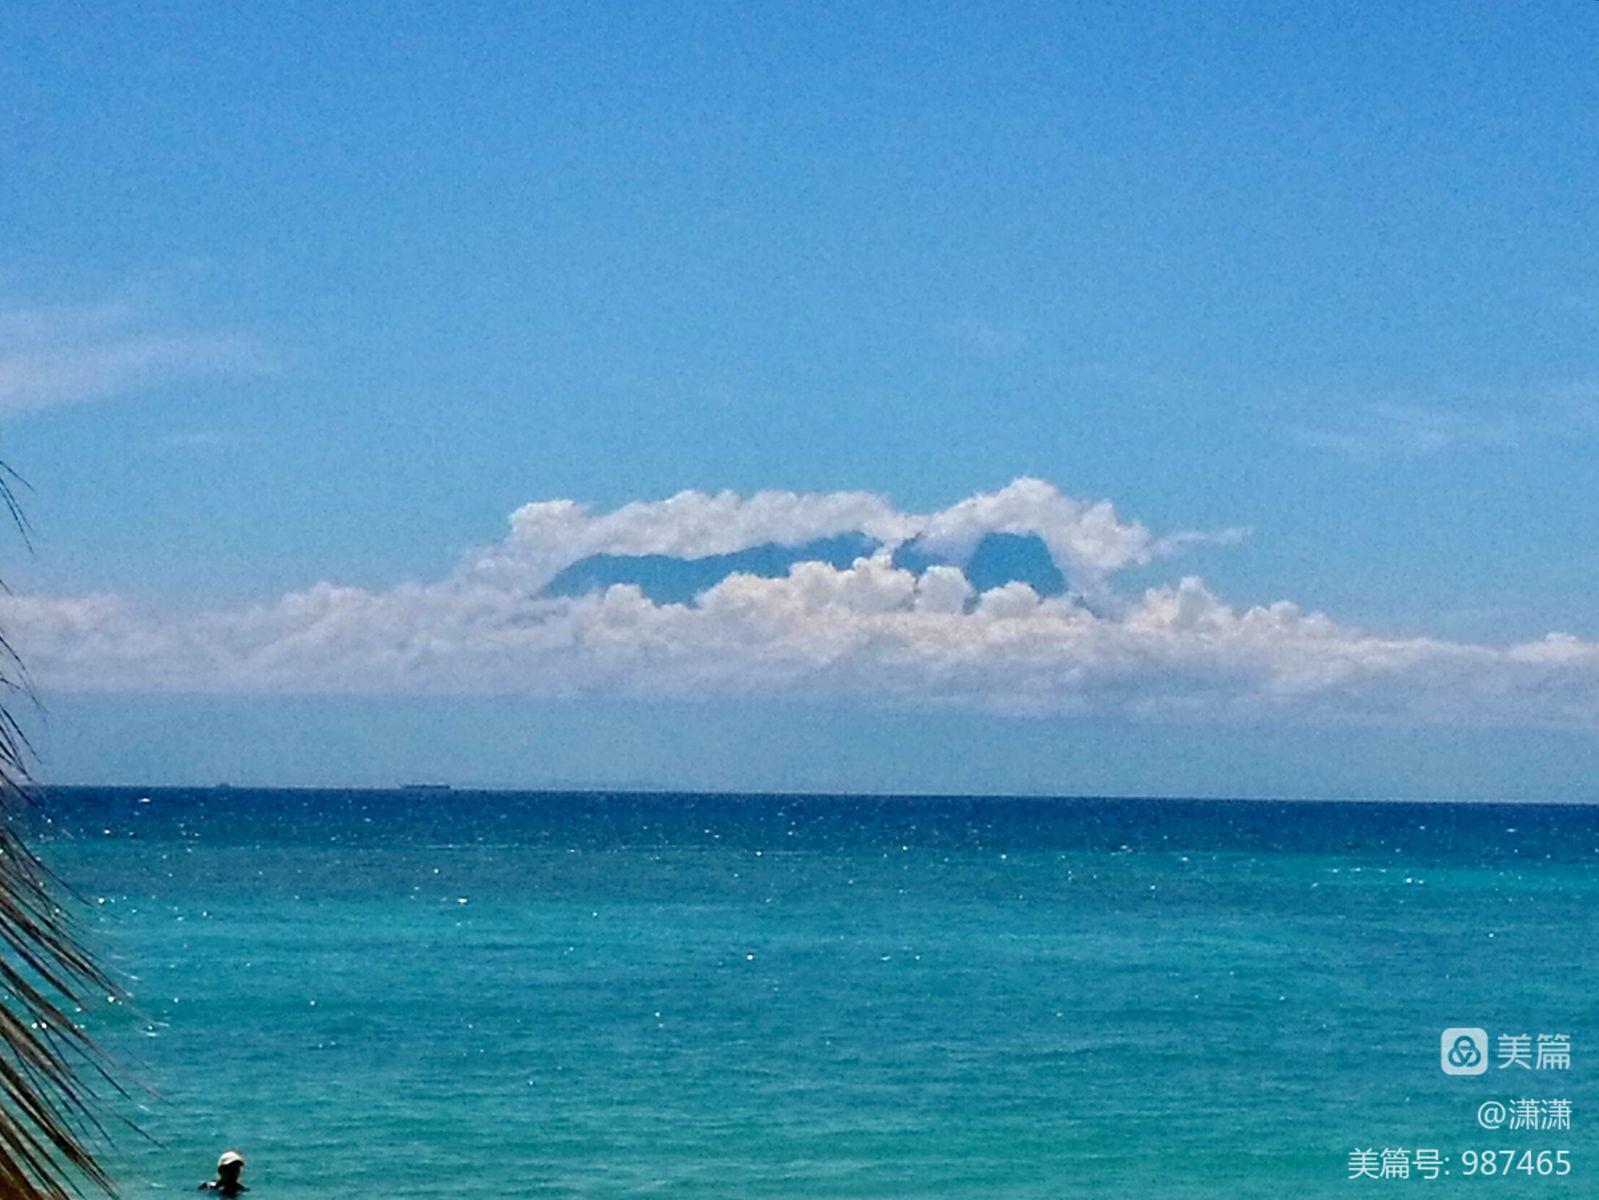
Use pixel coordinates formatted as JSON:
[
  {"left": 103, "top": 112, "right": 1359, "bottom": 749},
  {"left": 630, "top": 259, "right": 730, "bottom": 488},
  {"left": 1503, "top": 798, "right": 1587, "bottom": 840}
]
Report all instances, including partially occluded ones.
[{"left": 34, "top": 788, "right": 1599, "bottom": 1198}]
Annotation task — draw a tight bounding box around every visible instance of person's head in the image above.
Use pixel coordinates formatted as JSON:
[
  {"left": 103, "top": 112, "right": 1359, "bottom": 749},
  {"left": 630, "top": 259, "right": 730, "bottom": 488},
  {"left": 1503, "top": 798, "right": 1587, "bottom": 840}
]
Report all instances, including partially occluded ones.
[{"left": 217, "top": 1150, "right": 245, "bottom": 1184}]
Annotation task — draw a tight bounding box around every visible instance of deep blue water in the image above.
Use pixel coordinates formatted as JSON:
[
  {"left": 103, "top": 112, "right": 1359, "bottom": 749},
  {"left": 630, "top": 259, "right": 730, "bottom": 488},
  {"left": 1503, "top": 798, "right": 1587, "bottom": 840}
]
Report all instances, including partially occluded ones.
[{"left": 34, "top": 788, "right": 1599, "bottom": 1198}]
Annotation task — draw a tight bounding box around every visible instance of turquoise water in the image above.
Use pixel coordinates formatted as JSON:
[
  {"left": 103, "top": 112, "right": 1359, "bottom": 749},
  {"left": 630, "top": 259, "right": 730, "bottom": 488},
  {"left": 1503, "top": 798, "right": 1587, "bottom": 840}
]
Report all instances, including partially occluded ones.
[{"left": 39, "top": 789, "right": 1599, "bottom": 1198}]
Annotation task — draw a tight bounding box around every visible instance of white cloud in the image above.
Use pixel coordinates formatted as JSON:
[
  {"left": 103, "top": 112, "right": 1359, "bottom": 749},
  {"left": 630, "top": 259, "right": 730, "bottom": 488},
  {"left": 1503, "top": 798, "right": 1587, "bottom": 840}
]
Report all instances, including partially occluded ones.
[
  {"left": 150, "top": 430, "right": 243, "bottom": 452},
  {"left": 916, "top": 477, "right": 1150, "bottom": 583},
  {"left": 0, "top": 300, "right": 268, "bottom": 415},
  {"left": 1295, "top": 402, "right": 1521, "bottom": 459},
  {"left": 467, "top": 487, "right": 915, "bottom": 594},
  {"left": 1291, "top": 389, "right": 1599, "bottom": 461},
  {"left": 943, "top": 319, "right": 1028, "bottom": 357},
  {"left": 3, "top": 479, "right": 1596, "bottom": 729},
  {"left": 465, "top": 477, "right": 1217, "bottom": 597}
]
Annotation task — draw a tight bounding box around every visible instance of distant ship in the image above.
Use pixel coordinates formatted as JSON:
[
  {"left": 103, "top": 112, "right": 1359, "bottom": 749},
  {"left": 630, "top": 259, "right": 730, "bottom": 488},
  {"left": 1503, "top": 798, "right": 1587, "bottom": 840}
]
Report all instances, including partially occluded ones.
[{"left": 401, "top": 782, "right": 453, "bottom": 792}]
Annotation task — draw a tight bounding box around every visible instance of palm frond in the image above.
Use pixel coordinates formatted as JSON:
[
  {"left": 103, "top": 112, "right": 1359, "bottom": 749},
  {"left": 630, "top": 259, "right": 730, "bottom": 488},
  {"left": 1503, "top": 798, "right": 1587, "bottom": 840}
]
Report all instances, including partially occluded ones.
[{"left": 0, "top": 462, "right": 118, "bottom": 1198}]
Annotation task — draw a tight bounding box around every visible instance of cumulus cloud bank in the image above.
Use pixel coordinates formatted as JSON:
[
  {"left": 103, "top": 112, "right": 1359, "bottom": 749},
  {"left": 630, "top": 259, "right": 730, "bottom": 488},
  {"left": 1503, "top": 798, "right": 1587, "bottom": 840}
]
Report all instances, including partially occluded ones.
[{"left": 4, "top": 478, "right": 1596, "bottom": 728}]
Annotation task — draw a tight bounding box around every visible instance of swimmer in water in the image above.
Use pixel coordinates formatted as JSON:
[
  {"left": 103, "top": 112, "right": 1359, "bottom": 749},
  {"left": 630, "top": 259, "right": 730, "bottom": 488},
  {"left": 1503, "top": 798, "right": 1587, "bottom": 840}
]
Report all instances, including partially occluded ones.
[{"left": 198, "top": 1150, "right": 248, "bottom": 1195}]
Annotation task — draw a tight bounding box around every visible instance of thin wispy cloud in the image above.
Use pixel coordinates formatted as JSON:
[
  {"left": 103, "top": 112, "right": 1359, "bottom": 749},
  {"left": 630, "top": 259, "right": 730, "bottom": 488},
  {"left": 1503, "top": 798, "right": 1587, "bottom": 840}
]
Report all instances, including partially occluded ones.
[
  {"left": 1294, "top": 401, "right": 1524, "bottom": 460},
  {"left": 2, "top": 478, "right": 1593, "bottom": 730},
  {"left": 150, "top": 429, "right": 244, "bottom": 452},
  {"left": 1294, "top": 387, "right": 1599, "bottom": 461},
  {"left": 943, "top": 319, "right": 1029, "bottom": 357},
  {"left": 0, "top": 299, "right": 270, "bottom": 416},
  {"left": 1545, "top": 381, "right": 1599, "bottom": 433}
]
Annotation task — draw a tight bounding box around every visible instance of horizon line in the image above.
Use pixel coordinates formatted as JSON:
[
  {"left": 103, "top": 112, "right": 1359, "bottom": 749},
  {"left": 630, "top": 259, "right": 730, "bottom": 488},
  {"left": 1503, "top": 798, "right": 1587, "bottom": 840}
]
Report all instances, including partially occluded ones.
[{"left": 33, "top": 781, "right": 1599, "bottom": 808}]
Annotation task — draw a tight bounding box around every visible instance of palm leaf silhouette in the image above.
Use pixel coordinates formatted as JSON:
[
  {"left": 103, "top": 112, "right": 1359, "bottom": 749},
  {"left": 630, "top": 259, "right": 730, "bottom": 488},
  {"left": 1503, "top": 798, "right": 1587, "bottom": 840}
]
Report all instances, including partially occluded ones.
[{"left": 0, "top": 464, "right": 118, "bottom": 1198}]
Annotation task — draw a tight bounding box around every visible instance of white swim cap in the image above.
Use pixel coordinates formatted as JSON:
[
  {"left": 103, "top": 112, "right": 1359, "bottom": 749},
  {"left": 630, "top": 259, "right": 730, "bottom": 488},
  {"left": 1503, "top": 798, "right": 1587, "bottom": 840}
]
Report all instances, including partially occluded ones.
[{"left": 218, "top": 1151, "right": 246, "bottom": 1169}]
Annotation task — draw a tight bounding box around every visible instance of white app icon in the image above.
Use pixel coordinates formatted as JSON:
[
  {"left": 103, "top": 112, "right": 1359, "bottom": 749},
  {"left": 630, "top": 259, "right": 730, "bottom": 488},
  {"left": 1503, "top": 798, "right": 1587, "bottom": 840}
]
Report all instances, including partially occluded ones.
[{"left": 1442, "top": 1027, "right": 1488, "bottom": 1076}]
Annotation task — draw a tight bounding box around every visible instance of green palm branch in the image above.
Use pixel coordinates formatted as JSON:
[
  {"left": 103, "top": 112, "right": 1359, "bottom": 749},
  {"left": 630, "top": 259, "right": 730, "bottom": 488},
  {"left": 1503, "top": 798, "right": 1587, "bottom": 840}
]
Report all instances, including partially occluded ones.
[{"left": 0, "top": 464, "right": 118, "bottom": 1199}]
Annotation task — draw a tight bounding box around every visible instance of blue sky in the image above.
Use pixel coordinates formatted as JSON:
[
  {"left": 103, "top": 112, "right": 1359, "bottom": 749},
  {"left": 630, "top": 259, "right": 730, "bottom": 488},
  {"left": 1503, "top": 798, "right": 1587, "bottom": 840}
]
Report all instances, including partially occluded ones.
[{"left": 2, "top": 4, "right": 1596, "bottom": 797}]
